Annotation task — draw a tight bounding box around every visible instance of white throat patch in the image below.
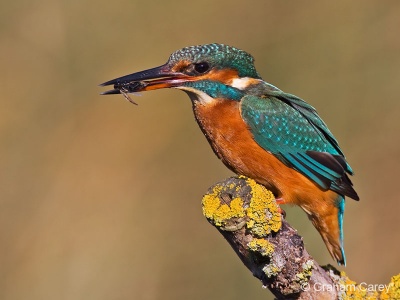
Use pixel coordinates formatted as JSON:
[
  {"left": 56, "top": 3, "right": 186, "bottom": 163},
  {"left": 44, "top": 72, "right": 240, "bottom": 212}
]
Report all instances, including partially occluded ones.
[
  {"left": 230, "top": 77, "right": 257, "bottom": 90},
  {"left": 176, "top": 86, "right": 215, "bottom": 104}
]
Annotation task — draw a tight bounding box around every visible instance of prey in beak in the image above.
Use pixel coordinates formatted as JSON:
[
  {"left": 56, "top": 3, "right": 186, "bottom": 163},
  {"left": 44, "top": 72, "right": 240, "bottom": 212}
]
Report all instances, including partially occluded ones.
[{"left": 100, "top": 64, "right": 190, "bottom": 105}]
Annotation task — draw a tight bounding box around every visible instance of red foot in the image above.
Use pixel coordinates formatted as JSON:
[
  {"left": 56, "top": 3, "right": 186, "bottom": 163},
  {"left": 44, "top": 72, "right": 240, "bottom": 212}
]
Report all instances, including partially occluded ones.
[
  {"left": 275, "top": 198, "right": 286, "bottom": 218},
  {"left": 275, "top": 197, "right": 285, "bottom": 204}
]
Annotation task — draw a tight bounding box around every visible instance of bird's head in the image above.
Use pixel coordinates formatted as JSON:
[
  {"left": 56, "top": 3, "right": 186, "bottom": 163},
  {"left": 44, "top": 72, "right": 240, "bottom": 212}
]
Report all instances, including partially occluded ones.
[{"left": 100, "top": 44, "right": 265, "bottom": 103}]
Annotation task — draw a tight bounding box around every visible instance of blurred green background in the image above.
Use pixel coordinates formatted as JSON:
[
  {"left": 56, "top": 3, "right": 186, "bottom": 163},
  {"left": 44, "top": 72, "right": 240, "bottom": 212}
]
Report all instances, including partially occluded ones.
[{"left": 1, "top": 1, "right": 400, "bottom": 299}]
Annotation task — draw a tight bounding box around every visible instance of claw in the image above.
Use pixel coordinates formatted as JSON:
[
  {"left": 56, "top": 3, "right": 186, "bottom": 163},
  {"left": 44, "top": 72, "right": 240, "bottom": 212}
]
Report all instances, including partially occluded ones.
[{"left": 278, "top": 206, "right": 286, "bottom": 218}]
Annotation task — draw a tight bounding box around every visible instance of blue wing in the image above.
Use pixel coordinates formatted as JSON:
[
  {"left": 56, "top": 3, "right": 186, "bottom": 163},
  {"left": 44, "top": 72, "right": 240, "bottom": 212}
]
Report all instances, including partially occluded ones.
[{"left": 240, "top": 92, "right": 358, "bottom": 200}]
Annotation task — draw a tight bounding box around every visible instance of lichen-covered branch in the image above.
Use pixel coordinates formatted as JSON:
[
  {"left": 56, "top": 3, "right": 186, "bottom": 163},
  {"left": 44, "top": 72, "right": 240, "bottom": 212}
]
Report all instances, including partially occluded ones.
[{"left": 202, "top": 176, "right": 400, "bottom": 300}]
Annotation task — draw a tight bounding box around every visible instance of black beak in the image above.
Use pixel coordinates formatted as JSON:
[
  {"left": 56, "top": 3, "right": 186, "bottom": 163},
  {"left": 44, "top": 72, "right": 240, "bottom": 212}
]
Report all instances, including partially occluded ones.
[{"left": 100, "top": 64, "right": 189, "bottom": 95}]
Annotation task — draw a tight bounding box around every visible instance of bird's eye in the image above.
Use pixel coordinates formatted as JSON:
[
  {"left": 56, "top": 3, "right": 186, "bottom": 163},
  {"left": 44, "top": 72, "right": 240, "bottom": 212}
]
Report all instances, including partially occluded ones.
[{"left": 194, "top": 62, "right": 210, "bottom": 74}]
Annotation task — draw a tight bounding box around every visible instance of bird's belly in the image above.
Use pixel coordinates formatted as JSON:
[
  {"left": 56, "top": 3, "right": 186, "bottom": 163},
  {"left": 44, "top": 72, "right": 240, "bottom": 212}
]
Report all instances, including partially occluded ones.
[{"left": 192, "top": 99, "right": 325, "bottom": 206}]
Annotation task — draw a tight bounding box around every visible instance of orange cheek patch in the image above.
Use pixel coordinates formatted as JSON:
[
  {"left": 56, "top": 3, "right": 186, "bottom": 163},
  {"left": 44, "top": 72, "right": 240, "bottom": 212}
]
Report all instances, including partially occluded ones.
[
  {"left": 198, "top": 68, "right": 239, "bottom": 85},
  {"left": 198, "top": 69, "right": 260, "bottom": 90}
]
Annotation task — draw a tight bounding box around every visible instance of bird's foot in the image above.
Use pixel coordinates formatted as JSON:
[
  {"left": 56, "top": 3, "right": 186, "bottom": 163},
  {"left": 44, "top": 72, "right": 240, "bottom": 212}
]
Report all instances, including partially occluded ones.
[
  {"left": 275, "top": 197, "right": 285, "bottom": 204},
  {"left": 275, "top": 197, "right": 286, "bottom": 218}
]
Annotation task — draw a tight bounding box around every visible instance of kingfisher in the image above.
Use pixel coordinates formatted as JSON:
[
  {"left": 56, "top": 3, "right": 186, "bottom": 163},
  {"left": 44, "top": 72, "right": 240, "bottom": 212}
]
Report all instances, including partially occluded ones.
[{"left": 100, "top": 43, "right": 359, "bottom": 265}]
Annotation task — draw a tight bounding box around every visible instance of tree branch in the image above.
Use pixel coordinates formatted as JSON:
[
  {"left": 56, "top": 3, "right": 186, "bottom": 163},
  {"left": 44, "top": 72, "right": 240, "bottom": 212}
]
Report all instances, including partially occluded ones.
[{"left": 201, "top": 176, "right": 400, "bottom": 299}]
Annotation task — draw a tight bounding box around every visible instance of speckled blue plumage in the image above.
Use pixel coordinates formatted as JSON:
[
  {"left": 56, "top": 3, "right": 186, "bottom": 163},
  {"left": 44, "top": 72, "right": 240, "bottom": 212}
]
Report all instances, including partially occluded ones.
[{"left": 169, "top": 44, "right": 261, "bottom": 78}]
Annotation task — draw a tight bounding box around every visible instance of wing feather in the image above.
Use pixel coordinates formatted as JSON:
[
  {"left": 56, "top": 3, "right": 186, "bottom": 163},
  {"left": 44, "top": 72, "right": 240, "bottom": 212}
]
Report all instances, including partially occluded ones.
[{"left": 240, "top": 93, "right": 358, "bottom": 200}]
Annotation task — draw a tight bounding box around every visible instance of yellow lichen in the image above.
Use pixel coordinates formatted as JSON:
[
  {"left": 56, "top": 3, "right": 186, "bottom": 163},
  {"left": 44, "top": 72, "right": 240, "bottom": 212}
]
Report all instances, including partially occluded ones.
[
  {"left": 380, "top": 274, "right": 400, "bottom": 300},
  {"left": 202, "top": 185, "right": 245, "bottom": 227},
  {"left": 336, "top": 271, "right": 400, "bottom": 300},
  {"left": 248, "top": 238, "right": 275, "bottom": 257},
  {"left": 295, "top": 260, "right": 314, "bottom": 288},
  {"left": 247, "top": 237, "right": 282, "bottom": 278},
  {"left": 263, "top": 264, "right": 281, "bottom": 278},
  {"left": 339, "top": 271, "right": 374, "bottom": 299},
  {"left": 202, "top": 177, "right": 282, "bottom": 235},
  {"left": 245, "top": 178, "right": 282, "bottom": 236},
  {"left": 202, "top": 185, "right": 223, "bottom": 220}
]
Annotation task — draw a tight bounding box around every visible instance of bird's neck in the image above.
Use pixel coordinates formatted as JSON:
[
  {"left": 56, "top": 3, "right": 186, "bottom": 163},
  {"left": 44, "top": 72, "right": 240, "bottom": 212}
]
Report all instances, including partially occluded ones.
[{"left": 181, "top": 80, "right": 244, "bottom": 101}]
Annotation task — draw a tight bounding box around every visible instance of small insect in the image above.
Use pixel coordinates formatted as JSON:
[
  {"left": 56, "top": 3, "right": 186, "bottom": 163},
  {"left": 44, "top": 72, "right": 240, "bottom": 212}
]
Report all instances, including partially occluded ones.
[{"left": 115, "top": 81, "right": 148, "bottom": 105}]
